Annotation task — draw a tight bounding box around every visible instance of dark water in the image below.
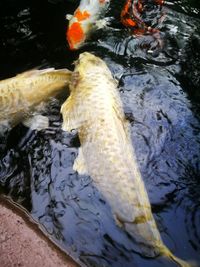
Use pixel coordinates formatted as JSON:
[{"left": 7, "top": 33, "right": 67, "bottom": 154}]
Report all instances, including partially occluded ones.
[{"left": 0, "top": 0, "right": 200, "bottom": 266}]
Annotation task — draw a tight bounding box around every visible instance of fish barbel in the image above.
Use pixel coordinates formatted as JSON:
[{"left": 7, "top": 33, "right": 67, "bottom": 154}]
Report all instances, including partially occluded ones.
[
  {"left": 0, "top": 68, "right": 72, "bottom": 128},
  {"left": 66, "top": 0, "right": 110, "bottom": 50},
  {"left": 61, "top": 52, "right": 192, "bottom": 267}
]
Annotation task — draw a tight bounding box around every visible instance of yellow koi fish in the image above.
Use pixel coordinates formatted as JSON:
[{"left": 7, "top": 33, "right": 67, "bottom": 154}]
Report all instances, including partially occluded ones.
[
  {"left": 0, "top": 68, "right": 71, "bottom": 130},
  {"left": 61, "top": 52, "right": 192, "bottom": 267},
  {"left": 66, "top": 0, "right": 110, "bottom": 50}
]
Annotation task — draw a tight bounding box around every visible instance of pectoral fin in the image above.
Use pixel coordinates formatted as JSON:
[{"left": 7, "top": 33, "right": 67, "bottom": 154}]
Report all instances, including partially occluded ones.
[
  {"left": 22, "top": 114, "right": 49, "bottom": 131},
  {"left": 61, "top": 95, "right": 85, "bottom": 132},
  {"left": 73, "top": 147, "right": 88, "bottom": 175},
  {"left": 95, "top": 18, "right": 111, "bottom": 29},
  {"left": 61, "top": 96, "right": 77, "bottom": 132},
  {"left": 66, "top": 14, "right": 73, "bottom": 20},
  {"left": 0, "top": 121, "right": 10, "bottom": 135},
  {"left": 113, "top": 214, "right": 124, "bottom": 228},
  {"left": 16, "top": 68, "right": 55, "bottom": 78}
]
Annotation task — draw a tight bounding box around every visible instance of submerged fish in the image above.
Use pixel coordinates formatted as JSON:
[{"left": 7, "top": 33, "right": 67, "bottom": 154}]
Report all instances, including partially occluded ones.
[
  {"left": 121, "top": 0, "right": 165, "bottom": 34},
  {"left": 61, "top": 52, "right": 192, "bottom": 267},
  {"left": 121, "top": 0, "right": 165, "bottom": 54},
  {"left": 66, "top": 0, "right": 110, "bottom": 50},
  {"left": 0, "top": 68, "right": 71, "bottom": 130}
]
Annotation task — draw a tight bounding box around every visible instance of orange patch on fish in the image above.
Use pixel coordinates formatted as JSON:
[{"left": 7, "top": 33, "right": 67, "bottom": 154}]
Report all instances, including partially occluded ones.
[
  {"left": 123, "top": 18, "right": 136, "bottom": 27},
  {"left": 154, "top": 0, "right": 164, "bottom": 4},
  {"left": 121, "top": 0, "right": 131, "bottom": 17},
  {"left": 99, "top": 0, "right": 106, "bottom": 3},
  {"left": 132, "top": 28, "right": 146, "bottom": 35},
  {"left": 74, "top": 9, "right": 90, "bottom": 21},
  {"left": 121, "top": 0, "right": 137, "bottom": 28},
  {"left": 67, "top": 22, "right": 85, "bottom": 50}
]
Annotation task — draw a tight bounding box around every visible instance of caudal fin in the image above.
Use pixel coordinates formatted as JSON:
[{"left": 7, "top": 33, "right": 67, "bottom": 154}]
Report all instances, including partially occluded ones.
[{"left": 161, "top": 246, "right": 196, "bottom": 267}]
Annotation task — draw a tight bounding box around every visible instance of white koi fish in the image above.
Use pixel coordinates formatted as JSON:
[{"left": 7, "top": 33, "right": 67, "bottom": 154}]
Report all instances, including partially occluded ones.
[
  {"left": 61, "top": 52, "right": 192, "bottom": 267},
  {"left": 66, "top": 0, "right": 110, "bottom": 50},
  {"left": 0, "top": 68, "right": 71, "bottom": 131}
]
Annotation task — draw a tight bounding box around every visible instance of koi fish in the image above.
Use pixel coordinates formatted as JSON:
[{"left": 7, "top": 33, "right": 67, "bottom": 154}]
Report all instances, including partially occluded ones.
[
  {"left": 61, "top": 52, "right": 192, "bottom": 267},
  {"left": 121, "top": 0, "right": 165, "bottom": 35},
  {"left": 0, "top": 68, "right": 71, "bottom": 131},
  {"left": 66, "top": 0, "right": 110, "bottom": 50}
]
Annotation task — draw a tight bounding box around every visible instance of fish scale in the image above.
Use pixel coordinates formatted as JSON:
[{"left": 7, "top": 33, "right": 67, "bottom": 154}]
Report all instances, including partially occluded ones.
[
  {"left": 61, "top": 52, "right": 192, "bottom": 266},
  {"left": 0, "top": 86, "right": 27, "bottom": 120},
  {"left": 0, "top": 68, "right": 72, "bottom": 128}
]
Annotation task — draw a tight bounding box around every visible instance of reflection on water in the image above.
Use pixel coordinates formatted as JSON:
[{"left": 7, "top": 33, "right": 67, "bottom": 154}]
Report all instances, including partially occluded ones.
[{"left": 0, "top": 0, "right": 200, "bottom": 266}]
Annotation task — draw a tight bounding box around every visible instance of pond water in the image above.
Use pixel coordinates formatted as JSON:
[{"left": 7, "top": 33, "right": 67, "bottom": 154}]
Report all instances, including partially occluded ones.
[{"left": 0, "top": 0, "right": 200, "bottom": 266}]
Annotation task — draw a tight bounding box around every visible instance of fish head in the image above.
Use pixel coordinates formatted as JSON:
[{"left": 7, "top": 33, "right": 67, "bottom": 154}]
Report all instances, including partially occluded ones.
[
  {"left": 70, "top": 52, "right": 114, "bottom": 90},
  {"left": 74, "top": 52, "right": 107, "bottom": 73},
  {"left": 78, "top": 52, "right": 101, "bottom": 64}
]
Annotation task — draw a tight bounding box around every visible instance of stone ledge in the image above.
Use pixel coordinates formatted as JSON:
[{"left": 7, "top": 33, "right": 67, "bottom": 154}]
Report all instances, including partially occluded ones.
[{"left": 0, "top": 197, "right": 79, "bottom": 267}]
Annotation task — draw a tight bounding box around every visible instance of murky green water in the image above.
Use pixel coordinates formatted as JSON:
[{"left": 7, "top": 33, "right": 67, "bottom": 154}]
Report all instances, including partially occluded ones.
[{"left": 0, "top": 0, "right": 200, "bottom": 266}]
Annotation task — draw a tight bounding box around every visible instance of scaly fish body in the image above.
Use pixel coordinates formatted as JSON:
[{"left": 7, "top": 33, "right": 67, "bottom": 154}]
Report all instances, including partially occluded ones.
[
  {"left": 0, "top": 68, "right": 71, "bottom": 127},
  {"left": 66, "top": 0, "right": 110, "bottom": 50},
  {"left": 61, "top": 52, "right": 191, "bottom": 267}
]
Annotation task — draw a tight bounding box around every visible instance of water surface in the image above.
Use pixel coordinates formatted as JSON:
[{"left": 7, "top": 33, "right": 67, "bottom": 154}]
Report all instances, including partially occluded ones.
[{"left": 0, "top": 0, "right": 200, "bottom": 266}]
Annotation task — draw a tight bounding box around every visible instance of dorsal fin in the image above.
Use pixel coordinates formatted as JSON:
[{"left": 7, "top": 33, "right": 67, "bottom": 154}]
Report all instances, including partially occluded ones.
[
  {"left": 16, "top": 68, "right": 55, "bottom": 78},
  {"left": 16, "top": 68, "right": 72, "bottom": 78}
]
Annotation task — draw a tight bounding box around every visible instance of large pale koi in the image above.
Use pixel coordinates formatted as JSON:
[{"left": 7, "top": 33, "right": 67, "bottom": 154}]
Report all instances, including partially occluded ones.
[
  {"left": 61, "top": 52, "right": 192, "bottom": 267},
  {"left": 0, "top": 68, "right": 71, "bottom": 130}
]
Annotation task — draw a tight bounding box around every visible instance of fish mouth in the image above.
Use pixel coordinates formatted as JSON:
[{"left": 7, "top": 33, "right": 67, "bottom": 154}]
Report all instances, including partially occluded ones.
[
  {"left": 73, "top": 52, "right": 93, "bottom": 67},
  {"left": 78, "top": 52, "right": 94, "bottom": 60}
]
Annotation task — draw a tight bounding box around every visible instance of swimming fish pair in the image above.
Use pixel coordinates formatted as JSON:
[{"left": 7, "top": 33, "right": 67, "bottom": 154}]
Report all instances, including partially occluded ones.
[
  {"left": 66, "top": 0, "right": 110, "bottom": 50},
  {"left": 0, "top": 52, "right": 193, "bottom": 266},
  {"left": 0, "top": 68, "right": 71, "bottom": 131},
  {"left": 61, "top": 52, "right": 193, "bottom": 267}
]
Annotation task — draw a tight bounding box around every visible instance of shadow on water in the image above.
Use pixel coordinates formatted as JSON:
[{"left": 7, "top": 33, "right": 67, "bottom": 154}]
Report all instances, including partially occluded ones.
[{"left": 0, "top": 0, "right": 200, "bottom": 266}]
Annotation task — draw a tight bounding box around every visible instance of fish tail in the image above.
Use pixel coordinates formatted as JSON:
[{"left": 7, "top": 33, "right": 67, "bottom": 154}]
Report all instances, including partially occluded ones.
[{"left": 161, "top": 246, "right": 195, "bottom": 267}]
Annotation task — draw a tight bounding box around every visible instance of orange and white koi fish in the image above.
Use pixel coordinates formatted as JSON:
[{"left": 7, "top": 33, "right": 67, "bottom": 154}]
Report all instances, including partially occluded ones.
[
  {"left": 66, "top": 0, "right": 110, "bottom": 50},
  {"left": 121, "top": 0, "right": 165, "bottom": 35}
]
